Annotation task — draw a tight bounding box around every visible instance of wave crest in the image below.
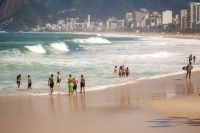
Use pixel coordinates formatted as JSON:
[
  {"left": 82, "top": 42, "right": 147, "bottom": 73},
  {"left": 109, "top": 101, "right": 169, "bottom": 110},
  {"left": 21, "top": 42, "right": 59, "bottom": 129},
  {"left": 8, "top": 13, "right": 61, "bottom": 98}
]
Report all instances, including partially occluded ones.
[
  {"left": 25, "top": 44, "right": 46, "bottom": 54},
  {"left": 73, "top": 37, "right": 111, "bottom": 44},
  {"left": 50, "top": 42, "right": 69, "bottom": 52}
]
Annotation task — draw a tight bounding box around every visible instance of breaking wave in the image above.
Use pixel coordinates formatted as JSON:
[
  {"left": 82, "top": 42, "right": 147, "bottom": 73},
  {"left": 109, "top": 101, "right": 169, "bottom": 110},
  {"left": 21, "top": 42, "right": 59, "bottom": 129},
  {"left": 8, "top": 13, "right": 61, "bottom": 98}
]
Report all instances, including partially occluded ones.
[
  {"left": 24, "top": 44, "right": 46, "bottom": 54},
  {"left": 50, "top": 42, "right": 69, "bottom": 52}
]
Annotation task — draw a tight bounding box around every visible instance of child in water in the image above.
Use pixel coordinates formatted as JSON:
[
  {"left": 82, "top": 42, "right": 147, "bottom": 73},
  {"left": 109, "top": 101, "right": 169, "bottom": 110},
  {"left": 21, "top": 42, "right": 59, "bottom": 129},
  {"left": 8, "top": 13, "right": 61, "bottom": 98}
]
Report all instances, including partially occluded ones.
[{"left": 27, "top": 75, "right": 32, "bottom": 90}]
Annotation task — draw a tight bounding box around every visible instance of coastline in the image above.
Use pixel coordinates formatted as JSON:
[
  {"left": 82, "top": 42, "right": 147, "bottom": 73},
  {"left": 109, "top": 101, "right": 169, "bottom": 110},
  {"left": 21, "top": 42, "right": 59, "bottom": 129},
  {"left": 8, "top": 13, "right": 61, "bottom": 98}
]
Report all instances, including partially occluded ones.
[
  {"left": 1, "top": 31, "right": 200, "bottom": 40},
  {"left": 0, "top": 71, "right": 200, "bottom": 133}
]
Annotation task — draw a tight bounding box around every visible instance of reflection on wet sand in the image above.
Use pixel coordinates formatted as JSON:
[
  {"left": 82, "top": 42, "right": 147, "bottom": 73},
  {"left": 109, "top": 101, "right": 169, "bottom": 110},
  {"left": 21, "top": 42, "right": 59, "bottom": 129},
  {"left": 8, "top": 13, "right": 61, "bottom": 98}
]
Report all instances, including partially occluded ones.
[
  {"left": 68, "top": 94, "right": 78, "bottom": 112},
  {"left": 80, "top": 93, "right": 87, "bottom": 111},
  {"left": 50, "top": 96, "right": 56, "bottom": 114},
  {"left": 119, "top": 88, "right": 130, "bottom": 106},
  {"left": 186, "top": 79, "right": 194, "bottom": 96}
]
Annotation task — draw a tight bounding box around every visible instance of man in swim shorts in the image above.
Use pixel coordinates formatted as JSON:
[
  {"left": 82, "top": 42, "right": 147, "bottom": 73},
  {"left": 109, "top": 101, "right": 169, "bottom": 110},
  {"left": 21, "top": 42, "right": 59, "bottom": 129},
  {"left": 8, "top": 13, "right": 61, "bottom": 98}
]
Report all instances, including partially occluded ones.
[
  {"left": 68, "top": 74, "right": 74, "bottom": 95},
  {"left": 48, "top": 74, "right": 54, "bottom": 95},
  {"left": 80, "top": 75, "right": 85, "bottom": 93}
]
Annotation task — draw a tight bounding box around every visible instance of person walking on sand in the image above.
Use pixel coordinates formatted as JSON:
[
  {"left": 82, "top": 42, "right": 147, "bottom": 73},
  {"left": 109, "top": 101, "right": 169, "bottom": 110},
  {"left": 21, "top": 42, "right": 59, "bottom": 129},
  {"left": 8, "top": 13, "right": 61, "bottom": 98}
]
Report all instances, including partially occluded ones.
[
  {"left": 68, "top": 74, "right": 74, "bottom": 95},
  {"left": 16, "top": 74, "right": 21, "bottom": 88},
  {"left": 186, "top": 62, "right": 193, "bottom": 79},
  {"left": 80, "top": 75, "right": 85, "bottom": 93},
  {"left": 56, "top": 71, "right": 62, "bottom": 87},
  {"left": 27, "top": 75, "right": 32, "bottom": 90},
  {"left": 48, "top": 74, "right": 54, "bottom": 95}
]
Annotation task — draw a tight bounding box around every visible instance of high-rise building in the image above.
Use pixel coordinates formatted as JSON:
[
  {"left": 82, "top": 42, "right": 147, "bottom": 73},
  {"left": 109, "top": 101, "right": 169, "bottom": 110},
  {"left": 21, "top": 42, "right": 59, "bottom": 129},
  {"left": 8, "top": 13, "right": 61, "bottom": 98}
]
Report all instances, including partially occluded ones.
[
  {"left": 162, "top": 10, "right": 173, "bottom": 25},
  {"left": 189, "top": 2, "right": 200, "bottom": 29},
  {"left": 132, "top": 9, "right": 149, "bottom": 28},
  {"left": 180, "top": 9, "right": 189, "bottom": 30},
  {"left": 124, "top": 12, "right": 133, "bottom": 29},
  {"left": 87, "top": 15, "right": 91, "bottom": 30}
]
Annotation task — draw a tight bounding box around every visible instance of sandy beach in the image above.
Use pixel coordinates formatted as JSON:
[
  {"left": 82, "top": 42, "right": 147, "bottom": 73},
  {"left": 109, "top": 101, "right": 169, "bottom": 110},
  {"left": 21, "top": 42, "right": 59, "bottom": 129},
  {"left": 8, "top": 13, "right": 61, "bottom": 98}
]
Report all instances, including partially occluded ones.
[{"left": 0, "top": 71, "right": 200, "bottom": 133}]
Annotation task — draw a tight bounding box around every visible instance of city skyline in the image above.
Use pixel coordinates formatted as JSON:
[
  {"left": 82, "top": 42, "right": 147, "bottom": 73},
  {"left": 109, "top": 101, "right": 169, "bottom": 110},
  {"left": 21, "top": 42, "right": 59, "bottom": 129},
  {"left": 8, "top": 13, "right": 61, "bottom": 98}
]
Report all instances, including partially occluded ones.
[{"left": 31, "top": 2, "right": 200, "bottom": 33}]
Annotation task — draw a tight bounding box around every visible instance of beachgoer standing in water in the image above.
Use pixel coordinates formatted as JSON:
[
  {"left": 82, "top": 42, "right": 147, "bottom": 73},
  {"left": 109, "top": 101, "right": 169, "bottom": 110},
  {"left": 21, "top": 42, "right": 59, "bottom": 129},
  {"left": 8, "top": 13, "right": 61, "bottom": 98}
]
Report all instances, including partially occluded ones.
[
  {"left": 125, "top": 67, "right": 130, "bottom": 77},
  {"left": 48, "top": 74, "right": 54, "bottom": 95},
  {"left": 72, "top": 77, "right": 78, "bottom": 94},
  {"left": 189, "top": 54, "right": 193, "bottom": 62},
  {"left": 27, "top": 75, "right": 32, "bottom": 90},
  {"left": 57, "top": 71, "right": 62, "bottom": 87},
  {"left": 113, "top": 66, "right": 118, "bottom": 74},
  {"left": 186, "top": 62, "right": 193, "bottom": 79},
  {"left": 80, "top": 75, "right": 85, "bottom": 93},
  {"left": 193, "top": 56, "right": 196, "bottom": 63},
  {"left": 68, "top": 74, "right": 74, "bottom": 95},
  {"left": 16, "top": 74, "right": 21, "bottom": 88}
]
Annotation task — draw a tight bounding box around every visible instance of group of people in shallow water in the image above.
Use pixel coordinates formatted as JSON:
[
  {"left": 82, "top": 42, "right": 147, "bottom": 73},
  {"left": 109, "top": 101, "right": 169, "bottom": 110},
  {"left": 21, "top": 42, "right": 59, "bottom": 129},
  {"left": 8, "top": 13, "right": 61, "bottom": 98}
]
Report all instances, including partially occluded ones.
[
  {"left": 113, "top": 65, "right": 130, "bottom": 77},
  {"left": 16, "top": 72, "right": 86, "bottom": 95},
  {"left": 48, "top": 72, "right": 85, "bottom": 95}
]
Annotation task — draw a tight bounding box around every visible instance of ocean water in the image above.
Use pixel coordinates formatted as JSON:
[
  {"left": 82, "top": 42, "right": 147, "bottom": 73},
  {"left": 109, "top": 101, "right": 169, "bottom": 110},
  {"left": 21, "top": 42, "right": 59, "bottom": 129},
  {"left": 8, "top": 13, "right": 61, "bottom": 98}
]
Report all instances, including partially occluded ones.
[{"left": 0, "top": 32, "right": 199, "bottom": 95}]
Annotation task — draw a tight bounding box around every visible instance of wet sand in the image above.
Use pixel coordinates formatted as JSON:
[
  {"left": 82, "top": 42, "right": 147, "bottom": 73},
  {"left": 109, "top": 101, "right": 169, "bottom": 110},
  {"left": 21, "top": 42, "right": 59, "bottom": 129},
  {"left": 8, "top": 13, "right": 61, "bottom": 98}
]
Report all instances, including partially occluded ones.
[{"left": 0, "top": 71, "right": 200, "bottom": 133}]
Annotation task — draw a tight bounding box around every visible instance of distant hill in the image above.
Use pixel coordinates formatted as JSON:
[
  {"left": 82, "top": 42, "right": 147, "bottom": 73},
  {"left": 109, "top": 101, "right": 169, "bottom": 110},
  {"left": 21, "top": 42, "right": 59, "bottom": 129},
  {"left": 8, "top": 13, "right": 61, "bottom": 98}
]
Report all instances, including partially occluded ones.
[{"left": 0, "top": 0, "right": 58, "bottom": 31}]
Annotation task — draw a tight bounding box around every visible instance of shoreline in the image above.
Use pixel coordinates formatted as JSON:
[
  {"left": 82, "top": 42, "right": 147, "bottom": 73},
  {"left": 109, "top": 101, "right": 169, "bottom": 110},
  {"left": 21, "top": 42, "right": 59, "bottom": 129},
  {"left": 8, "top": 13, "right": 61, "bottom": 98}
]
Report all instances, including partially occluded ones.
[
  {"left": 0, "top": 70, "right": 197, "bottom": 96},
  {"left": 0, "top": 71, "right": 200, "bottom": 133}
]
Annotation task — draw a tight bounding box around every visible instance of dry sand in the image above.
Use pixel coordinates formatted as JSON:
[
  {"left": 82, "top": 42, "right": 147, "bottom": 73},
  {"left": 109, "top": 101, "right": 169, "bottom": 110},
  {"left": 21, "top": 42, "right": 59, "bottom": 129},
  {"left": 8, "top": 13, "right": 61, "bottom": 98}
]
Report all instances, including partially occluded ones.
[{"left": 0, "top": 71, "right": 200, "bottom": 133}]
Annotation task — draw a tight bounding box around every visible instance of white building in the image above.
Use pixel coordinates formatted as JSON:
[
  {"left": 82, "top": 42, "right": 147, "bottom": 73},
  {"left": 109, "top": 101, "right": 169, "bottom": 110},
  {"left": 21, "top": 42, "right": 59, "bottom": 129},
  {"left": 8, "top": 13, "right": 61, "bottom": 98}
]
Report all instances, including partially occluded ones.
[
  {"left": 87, "top": 15, "right": 91, "bottom": 30},
  {"left": 162, "top": 10, "right": 173, "bottom": 25},
  {"left": 189, "top": 2, "right": 200, "bottom": 29},
  {"left": 57, "top": 20, "right": 65, "bottom": 25}
]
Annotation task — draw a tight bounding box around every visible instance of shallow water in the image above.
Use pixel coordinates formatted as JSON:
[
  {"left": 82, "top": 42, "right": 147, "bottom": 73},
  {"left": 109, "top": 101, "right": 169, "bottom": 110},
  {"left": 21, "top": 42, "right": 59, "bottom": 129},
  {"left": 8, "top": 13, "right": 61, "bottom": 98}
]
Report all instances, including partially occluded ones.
[{"left": 0, "top": 32, "right": 199, "bottom": 94}]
